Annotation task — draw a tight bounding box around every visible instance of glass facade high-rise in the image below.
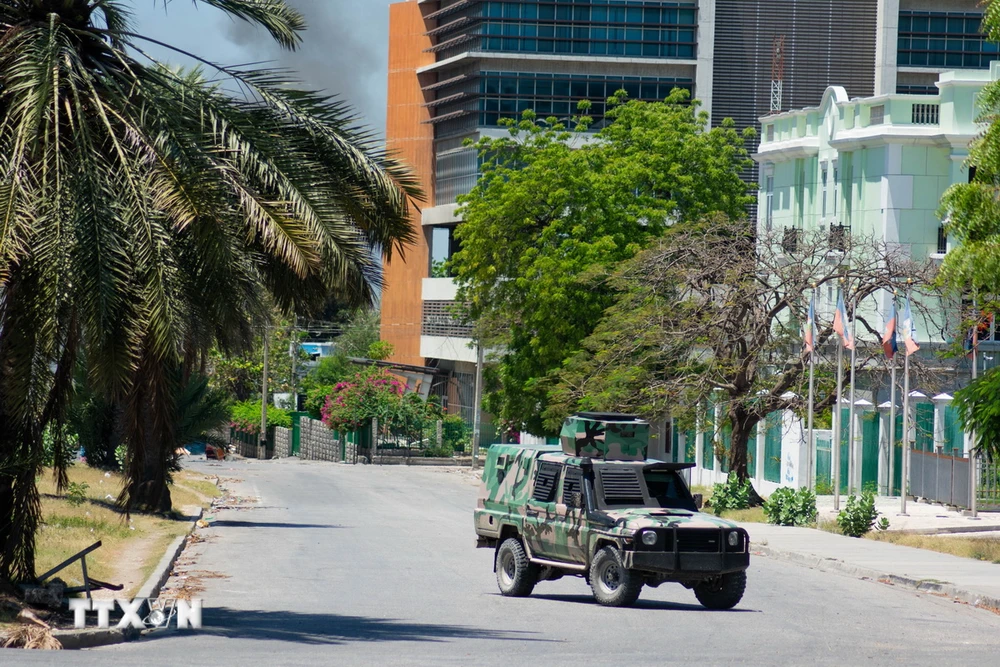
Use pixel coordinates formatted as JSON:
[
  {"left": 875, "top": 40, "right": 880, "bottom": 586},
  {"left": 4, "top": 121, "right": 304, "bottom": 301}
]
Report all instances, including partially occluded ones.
[{"left": 383, "top": 0, "right": 996, "bottom": 377}]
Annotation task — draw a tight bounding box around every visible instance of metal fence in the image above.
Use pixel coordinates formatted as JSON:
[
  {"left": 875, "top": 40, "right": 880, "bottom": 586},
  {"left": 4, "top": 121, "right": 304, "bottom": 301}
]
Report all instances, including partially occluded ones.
[
  {"left": 909, "top": 449, "right": 971, "bottom": 508},
  {"left": 978, "top": 457, "right": 1000, "bottom": 511}
]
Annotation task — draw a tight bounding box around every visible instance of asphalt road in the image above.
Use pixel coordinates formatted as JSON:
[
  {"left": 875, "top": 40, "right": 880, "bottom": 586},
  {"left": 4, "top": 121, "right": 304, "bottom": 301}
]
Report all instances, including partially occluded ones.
[{"left": 10, "top": 458, "right": 1000, "bottom": 666}]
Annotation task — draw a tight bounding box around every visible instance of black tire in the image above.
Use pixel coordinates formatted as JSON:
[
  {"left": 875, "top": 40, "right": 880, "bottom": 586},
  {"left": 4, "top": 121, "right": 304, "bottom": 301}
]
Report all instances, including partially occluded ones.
[
  {"left": 496, "top": 538, "right": 539, "bottom": 597},
  {"left": 693, "top": 571, "right": 747, "bottom": 610},
  {"left": 589, "top": 546, "right": 643, "bottom": 607}
]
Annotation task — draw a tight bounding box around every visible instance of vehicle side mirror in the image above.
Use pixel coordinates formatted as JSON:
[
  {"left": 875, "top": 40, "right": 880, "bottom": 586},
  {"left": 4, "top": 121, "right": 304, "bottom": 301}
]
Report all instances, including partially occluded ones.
[
  {"left": 692, "top": 493, "right": 703, "bottom": 510},
  {"left": 570, "top": 492, "right": 584, "bottom": 509}
]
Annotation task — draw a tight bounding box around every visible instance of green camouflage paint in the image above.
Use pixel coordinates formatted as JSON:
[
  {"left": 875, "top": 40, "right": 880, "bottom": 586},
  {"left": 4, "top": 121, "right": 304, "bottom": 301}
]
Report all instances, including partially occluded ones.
[{"left": 559, "top": 414, "right": 649, "bottom": 461}]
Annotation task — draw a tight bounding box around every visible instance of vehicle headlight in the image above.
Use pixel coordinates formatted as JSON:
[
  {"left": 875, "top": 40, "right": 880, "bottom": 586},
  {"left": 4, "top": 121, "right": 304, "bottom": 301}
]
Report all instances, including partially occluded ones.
[
  {"left": 727, "top": 531, "right": 740, "bottom": 547},
  {"left": 641, "top": 531, "right": 658, "bottom": 546}
]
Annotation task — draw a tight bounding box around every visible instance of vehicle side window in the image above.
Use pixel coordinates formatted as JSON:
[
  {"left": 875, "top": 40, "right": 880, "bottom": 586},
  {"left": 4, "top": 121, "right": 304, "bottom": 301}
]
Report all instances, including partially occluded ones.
[
  {"left": 562, "top": 467, "right": 583, "bottom": 505},
  {"left": 531, "top": 462, "right": 562, "bottom": 503}
]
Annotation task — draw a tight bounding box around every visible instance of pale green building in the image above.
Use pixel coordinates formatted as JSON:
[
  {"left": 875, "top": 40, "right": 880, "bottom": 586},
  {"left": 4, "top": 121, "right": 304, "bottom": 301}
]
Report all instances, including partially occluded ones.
[{"left": 754, "top": 64, "right": 999, "bottom": 344}]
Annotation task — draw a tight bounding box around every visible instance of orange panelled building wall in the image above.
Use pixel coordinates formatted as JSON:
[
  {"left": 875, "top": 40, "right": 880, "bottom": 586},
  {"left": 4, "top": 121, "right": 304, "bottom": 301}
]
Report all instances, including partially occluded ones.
[{"left": 383, "top": 0, "right": 434, "bottom": 367}]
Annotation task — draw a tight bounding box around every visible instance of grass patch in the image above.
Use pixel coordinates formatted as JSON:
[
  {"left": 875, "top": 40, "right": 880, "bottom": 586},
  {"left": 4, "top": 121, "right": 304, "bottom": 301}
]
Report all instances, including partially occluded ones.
[
  {"left": 34, "top": 465, "right": 218, "bottom": 597},
  {"left": 868, "top": 532, "right": 1000, "bottom": 563},
  {"left": 720, "top": 507, "right": 767, "bottom": 523},
  {"left": 817, "top": 518, "right": 842, "bottom": 535}
]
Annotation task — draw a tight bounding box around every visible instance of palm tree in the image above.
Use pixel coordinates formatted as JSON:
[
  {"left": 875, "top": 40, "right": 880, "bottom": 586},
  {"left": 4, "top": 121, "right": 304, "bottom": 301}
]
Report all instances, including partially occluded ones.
[{"left": 0, "top": 0, "right": 420, "bottom": 581}]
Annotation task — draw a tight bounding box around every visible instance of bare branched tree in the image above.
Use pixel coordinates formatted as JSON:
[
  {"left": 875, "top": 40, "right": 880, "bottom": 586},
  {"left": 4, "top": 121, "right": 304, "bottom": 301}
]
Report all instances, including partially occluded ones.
[{"left": 549, "top": 216, "right": 944, "bottom": 496}]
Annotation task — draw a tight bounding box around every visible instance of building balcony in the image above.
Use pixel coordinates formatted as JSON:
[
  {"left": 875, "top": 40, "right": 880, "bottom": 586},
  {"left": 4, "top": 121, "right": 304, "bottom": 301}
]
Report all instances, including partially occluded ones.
[{"left": 420, "top": 278, "right": 475, "bottom": 362}]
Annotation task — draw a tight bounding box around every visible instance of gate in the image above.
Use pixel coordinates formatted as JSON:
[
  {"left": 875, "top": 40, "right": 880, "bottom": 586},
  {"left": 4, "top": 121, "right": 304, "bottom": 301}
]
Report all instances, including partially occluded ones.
[
  {"left": 815, "top": 433, "right": 832, "bottom": 491},
  {"left": 861, "top": 412, "right": 879, "bottom": 492},
  {"left": 909, "top": 449, "right": 971, "bottom": 508},
  {"left": 764, "top": 412, "right": 781, "bottom": 483}
]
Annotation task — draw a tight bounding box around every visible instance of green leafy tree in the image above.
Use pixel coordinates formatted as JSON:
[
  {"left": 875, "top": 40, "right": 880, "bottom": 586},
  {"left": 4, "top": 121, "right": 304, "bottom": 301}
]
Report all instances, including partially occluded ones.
[
  {"left": 0, "top": 0, "right": 418, "bottom": 580},
  {"left": 450, "top": 91, "right": 755, "bottom": 434},
  {"left": 954, "top": 368, "right": 1000, "bottom": 459},
  {"left": 211, "top": 320, "right": 308, "bottom": 401},
  {"left": 299, "top": 354, "right": 353, "bottom": 418}
]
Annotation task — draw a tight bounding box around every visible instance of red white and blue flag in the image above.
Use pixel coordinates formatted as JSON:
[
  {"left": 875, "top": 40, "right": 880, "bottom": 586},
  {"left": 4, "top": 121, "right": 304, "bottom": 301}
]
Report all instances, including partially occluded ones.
[
  {"left": 833, "top": 291, "right": 855, "bottom": 350},
  {"left": 803, "top": 291, "right": 817, "bottom": 353},
  {"left": 901, "top": 298, "right": 920, "bottom": 356},
  {"left": 881, "top": 300, "right": 898, "bottom": 360}
]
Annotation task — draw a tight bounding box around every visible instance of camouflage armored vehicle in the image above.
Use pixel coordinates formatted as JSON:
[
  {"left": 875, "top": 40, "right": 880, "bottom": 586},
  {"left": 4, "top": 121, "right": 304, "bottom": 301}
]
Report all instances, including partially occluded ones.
[{"left": 474, "top": 412, "right": 749, "bottom": 608}]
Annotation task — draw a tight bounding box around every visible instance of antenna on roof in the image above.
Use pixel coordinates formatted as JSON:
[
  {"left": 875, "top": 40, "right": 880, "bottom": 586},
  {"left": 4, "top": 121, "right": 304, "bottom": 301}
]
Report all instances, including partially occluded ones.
[{"left": 771, "top": 35, "right": 786, "bottom": 114}]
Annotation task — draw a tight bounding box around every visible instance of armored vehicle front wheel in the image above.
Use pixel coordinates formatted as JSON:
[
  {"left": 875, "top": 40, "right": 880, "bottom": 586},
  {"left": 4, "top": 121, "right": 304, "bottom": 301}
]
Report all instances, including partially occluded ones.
[
  {"left": 496, "top": 538, "right": 538, "bottom": 597},
  {"left": 589, "top": 546, "right": 643, "bottom": 607},
  {"left": 693, "top": 571, "right": 746, "bottom": 610}
]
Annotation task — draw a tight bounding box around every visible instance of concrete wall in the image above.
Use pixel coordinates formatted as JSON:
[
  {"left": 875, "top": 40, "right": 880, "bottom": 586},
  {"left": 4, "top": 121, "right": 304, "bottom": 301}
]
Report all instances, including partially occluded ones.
[
  {"left": 273, "top": 427, "right": 292, "bottom": 459},
  {"left": 298, "top": 417, "right": 357, "bottom": 463}
]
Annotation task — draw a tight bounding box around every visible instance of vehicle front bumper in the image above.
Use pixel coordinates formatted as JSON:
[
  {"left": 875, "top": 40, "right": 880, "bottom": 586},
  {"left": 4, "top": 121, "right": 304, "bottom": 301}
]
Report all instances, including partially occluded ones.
[{"left": 622, "top": 550, "right": 749, "bottom": 575}]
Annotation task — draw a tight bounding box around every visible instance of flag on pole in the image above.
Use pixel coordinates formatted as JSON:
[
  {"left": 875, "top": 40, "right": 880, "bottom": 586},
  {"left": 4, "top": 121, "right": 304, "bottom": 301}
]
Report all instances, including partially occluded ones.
[
  {"left": 901, "top": 297, "right": 920, "bottom": 356},
  {"left": 965, "top": 312, "right": 989, "bottom": 360},
  {"left": 881, "top": 300, "right": 898, "bottom": 360},
  {"left": 803, "top": 291, "right": 817, "bottom": 353},
  {"left": 833, "top": 290, "right": 855, "bottom": 350}
]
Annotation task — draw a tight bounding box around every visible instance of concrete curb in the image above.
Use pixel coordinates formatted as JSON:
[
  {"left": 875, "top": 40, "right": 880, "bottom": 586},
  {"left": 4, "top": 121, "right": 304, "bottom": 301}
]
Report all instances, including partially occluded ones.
[
  {"left": 136, "top": 507, "right": 203, "bottom": 601},
  {"left": 51, "top": 504, "right": 206, "bottom": 650},
  {"left": 52, "top": 627, "right": 130, "bottom": 650},
  {"left": 894, "top": 524, "right": 1000, "bottom": 536},
  {"left": 752, "top": 542, "right": 1000, "bottom": 612}
]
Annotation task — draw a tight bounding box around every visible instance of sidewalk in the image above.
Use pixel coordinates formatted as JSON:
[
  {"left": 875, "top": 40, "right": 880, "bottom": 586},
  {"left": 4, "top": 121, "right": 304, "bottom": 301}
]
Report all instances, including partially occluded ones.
[
  {"left": 743, "top": 521, "right": 1000, "bottom": 610},
  {"left": 814, "top": 494, "right": 1000, "bottom": 533}
]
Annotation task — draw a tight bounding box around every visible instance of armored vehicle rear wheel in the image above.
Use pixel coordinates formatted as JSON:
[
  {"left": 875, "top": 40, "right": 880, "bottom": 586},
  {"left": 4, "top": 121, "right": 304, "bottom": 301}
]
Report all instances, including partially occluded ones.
[
  {"left": 693, "top": 571, "right": 746, "bottom": 610},
  {"left": 589, "top": 546, "right": 643, "bottom": 607},
  {"left": 496, "top": 538, "right": 538, "bottom": 597}
]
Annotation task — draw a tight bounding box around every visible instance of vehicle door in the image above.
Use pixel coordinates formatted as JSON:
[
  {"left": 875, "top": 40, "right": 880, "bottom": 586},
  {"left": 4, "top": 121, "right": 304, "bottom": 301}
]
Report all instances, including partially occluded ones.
[
  {"left": 552, "top": 466, "right": 588, "bottom": 564},
  {"left": 523, "top": 461, "right": 562, "bottom": 558}
]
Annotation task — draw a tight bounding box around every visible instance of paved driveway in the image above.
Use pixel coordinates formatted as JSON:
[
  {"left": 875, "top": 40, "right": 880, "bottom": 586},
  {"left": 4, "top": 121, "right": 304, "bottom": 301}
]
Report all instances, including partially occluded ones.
[{"left": 10, "top": 458, "right": 1000, "bottom": 665}]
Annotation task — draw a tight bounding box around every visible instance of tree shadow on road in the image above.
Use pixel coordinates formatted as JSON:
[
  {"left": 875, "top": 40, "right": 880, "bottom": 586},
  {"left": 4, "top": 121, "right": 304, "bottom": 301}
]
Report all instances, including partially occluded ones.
[
  {"left": 148, "top": 608, "right": 553, "bottom": 645},
  {"left": 530, "top": 593, "right": 759, "bottom": 612},
  {"left": 208, "top": 520, "right": 342, "bottom": 529}
]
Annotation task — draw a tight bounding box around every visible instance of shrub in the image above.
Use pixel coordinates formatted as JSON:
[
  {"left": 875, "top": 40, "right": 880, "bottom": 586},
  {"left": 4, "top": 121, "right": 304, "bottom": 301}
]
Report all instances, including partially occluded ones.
[
  {"left": 230, "top": 400, "right": 292, "bottom": 433},
  {"left": 41, "top": 424, "right": 78, "bottom": 469},
  {"left": 814, "top": 475, "right": 834, "bottom": 495},
  {"left": 442, "top": 414, "right": 471, "bottom": 452},
  {"left": 709, "top": 472, "right": 751, "bottom": 516},
  {"left": 65, "top": 482, "right": 89, "bottom": 507},
  {"left": 763, "top": 487, "right": 818, "bottom": 526},
  {"left": 837, "top": 491, "right": 885, "bottom": 537}
]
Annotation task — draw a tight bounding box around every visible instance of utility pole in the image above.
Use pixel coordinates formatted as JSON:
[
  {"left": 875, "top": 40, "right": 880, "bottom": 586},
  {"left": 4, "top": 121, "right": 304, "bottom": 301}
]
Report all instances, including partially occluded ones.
[
  {"left": 472, "top": 343, "right": 484, "bottom": 470},
  {"left": 261, "top": 330, "right": 269, "bottom": 458}
]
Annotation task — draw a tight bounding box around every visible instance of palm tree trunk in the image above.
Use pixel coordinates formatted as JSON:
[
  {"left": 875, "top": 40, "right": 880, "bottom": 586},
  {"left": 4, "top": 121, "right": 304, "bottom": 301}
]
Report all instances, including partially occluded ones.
[
  {"left": 0, "top": 427, "right": 42, "bottom": 582},
  {"left": 120, "top": 347, "right": 177, "bottom": 514}
]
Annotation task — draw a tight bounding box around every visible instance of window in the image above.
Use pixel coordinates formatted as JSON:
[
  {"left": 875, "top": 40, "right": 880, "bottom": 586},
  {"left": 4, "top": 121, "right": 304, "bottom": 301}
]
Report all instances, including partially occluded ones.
[
  {"left": 832, "top": 165, "right": 839, "bottom": 217},
  {"left": 969, "top": 165, "right": 978, "bottom": 183},
  {"left": 643, "top": 470, "right": 697, "bottom": 511},
  {"left": 561, "top": 467, "right": 583, "bottom": 505},
  {"left": 531, "top": 462, "right": 562, "bottom": 502},
  {"left": 897, "top": 10, "right": 987, "bottom": 70},
  {"left": 473, "top": 71, "right": 693, "bottom": 129},
  {"left": 765, "top": 175, "right": 774, "bottom": 231},
  {"left": 937, "top": 225, "right": 948, "bottom": 254},
  {"left": 468, "top": 1, "right": 700, "bottom": 61},
  {"left": 821, "top": 164, "right": 828, "bottom": 218},
  {"left": 869, "top": 104, "right": 885, "bottom": 125},
  {"left": 766, "top": 124, "right": 775, "bottom": 141},
  {"left": 782, "top": 227, "right": 800, "bottom": 254},
  {"left": 829, "top": 224, "right": 850, "bottom": 252}
]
